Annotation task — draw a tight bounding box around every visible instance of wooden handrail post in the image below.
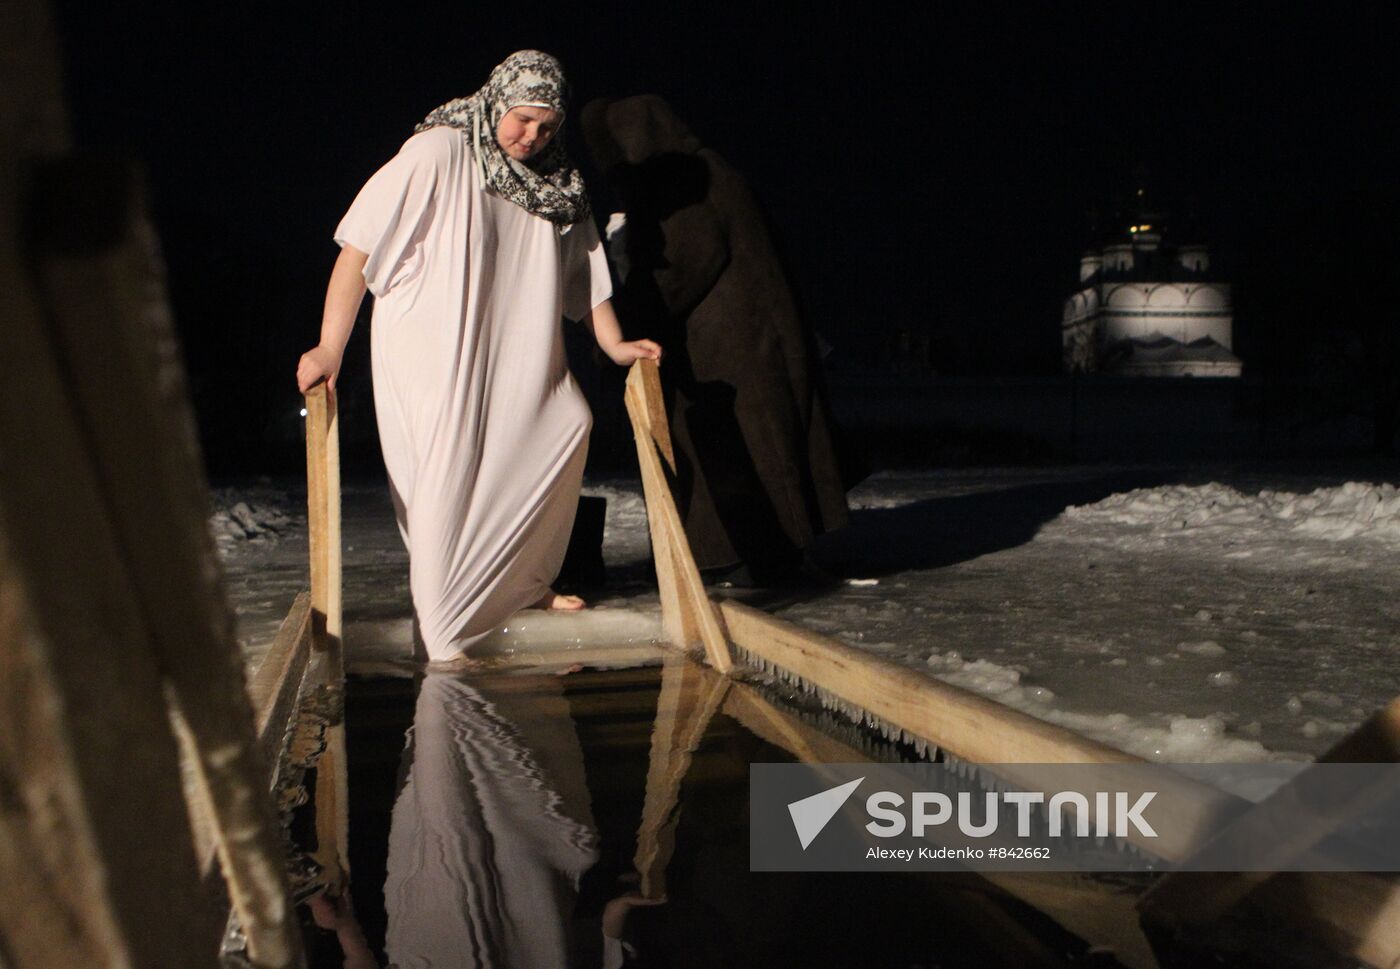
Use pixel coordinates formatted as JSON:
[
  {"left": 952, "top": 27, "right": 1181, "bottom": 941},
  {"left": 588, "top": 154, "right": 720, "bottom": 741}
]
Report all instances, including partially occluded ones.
[
  {"left": 1, "top": 6, "right": 305, "bottom": 959},
  {"left": 1139, "top": 695, "right": 1400, "bottom": 938},
  {"left": 303, "top": 383, "right": 349, "bottom": 892},
  {"left": 623, "top": 361, "right": 733, "bottom": 673},
  {"left": 304, "top": 383, "right": 343, "bottom": 655}
]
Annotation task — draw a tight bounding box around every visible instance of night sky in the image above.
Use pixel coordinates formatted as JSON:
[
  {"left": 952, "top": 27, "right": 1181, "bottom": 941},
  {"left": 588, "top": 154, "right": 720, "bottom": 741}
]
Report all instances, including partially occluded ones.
[{"left": 51, "top": 3, "right": 1400, "bottom": 469}]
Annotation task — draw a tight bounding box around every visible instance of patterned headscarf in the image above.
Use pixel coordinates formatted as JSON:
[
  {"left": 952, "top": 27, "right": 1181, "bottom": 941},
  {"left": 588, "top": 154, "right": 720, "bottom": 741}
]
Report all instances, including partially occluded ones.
[{"left": 415, "top": 50, "right": 590, "bottom": 232}]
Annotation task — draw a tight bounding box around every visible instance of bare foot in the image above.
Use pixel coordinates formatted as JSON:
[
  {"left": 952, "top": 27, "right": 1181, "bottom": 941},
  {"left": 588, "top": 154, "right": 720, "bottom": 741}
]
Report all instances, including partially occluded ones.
[{"left": 531, "top": 590, "right": 587, "bottom": 611}]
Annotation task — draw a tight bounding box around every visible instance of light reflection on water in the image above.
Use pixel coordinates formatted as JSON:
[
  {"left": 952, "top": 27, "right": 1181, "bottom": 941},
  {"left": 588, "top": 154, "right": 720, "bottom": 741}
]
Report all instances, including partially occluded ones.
[{"left": 295, "top": 662, "right": 1112, "bottom": 969}]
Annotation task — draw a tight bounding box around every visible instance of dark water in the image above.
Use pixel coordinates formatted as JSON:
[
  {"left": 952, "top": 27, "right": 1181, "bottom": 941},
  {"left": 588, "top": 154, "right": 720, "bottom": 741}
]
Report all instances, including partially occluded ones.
[{"left": 297, "top": 660, "right": 1109, "bottom": 969}]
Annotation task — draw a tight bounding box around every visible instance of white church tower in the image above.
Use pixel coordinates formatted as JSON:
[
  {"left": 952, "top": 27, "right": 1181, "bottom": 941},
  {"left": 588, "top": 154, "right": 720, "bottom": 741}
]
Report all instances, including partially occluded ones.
[{"left": 1062, "top": 184, "right": 1242, "bottom": 377}]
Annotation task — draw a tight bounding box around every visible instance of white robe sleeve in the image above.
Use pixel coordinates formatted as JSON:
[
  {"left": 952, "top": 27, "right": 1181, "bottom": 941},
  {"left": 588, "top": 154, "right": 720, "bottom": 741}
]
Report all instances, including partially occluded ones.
[
  {"left": 560, "top": 216, "right": 614, "bottom": 322},
  {"left": 334, "top": 131, "right": 448, "bottom": 298}
]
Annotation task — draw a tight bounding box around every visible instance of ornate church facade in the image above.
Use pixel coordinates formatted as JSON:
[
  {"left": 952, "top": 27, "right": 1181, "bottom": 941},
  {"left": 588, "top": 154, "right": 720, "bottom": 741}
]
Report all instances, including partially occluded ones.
[{"left": 1062, "top": 190, "right": 1242, "bottom": 377}]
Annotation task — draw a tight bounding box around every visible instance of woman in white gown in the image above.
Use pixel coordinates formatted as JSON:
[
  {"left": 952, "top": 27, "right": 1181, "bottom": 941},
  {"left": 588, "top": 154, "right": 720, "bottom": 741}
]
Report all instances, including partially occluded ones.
[{"left": 297, "top": 51, "right": 660, "bottom": 663}]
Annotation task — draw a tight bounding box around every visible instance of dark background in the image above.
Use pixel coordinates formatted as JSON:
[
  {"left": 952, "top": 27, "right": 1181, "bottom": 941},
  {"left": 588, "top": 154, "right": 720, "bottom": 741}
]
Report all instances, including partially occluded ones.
[{"left": 52, "top": 3, "right": 1400, "bottom": 472}]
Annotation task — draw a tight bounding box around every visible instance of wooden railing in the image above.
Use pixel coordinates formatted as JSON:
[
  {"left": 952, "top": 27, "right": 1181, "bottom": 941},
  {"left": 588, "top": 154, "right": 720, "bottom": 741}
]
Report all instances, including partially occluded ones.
[
  {"left": 622, "top": 359, "right": 1400, "bottom": 968},
  {"left": 0, "top": 6, "right": 346, "bottom": 959},
  {"left": 302, "top": 383, "right": 349, "bottom": 894},
  {"left": 0, "top": 28, "right": 307, "bottom": 961}
]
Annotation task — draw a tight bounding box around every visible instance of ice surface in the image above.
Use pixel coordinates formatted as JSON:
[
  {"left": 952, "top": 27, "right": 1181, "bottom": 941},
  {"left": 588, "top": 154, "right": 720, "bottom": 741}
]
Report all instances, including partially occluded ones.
[
  {"left": 789, "top": 469, "right": 1399, "bottom": 762},
  {"left": 215, "top": 468, "right": 1399, "bottom": 763}
]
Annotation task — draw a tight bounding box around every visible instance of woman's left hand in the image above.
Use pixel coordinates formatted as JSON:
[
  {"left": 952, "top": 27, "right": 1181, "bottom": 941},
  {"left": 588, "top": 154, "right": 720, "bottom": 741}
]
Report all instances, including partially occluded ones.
[{"left": 605, "top": 339, "right": 663, "bottom": 366}]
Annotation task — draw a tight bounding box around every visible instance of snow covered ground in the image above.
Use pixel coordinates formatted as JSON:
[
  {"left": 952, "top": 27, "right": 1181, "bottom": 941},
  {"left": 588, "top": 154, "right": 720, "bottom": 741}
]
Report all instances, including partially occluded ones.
[{"left": 214, "top": 466, "right": 1400, "bottom": 765}]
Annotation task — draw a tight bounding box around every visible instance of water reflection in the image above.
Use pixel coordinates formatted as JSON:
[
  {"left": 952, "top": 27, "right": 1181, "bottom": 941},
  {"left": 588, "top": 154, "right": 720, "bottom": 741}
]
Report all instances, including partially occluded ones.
[
  {"left": 310, "top": 660, "right": 1104, "bottom": 968},
  {"left": 384, "top": 672, "right": 601, "bottom": 968}
]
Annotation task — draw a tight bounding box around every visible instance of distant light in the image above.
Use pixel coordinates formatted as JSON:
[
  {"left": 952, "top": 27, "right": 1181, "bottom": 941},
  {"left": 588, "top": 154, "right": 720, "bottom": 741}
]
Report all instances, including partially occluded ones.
[
  {"left": 299, "top": 408, "right": 308, "bottom": 418},
  {"left": 1139, "top": 224, "right": 1153, "bottom": 232},
  {"left": 1129, "top": 225, "right": 1139, "bottom": 233}
]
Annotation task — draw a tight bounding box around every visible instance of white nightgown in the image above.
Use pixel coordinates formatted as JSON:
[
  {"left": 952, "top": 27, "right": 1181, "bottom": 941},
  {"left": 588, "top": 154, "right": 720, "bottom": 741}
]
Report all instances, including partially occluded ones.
[{"left": 335, "top": 126, "right": 611, "bottom": 662}]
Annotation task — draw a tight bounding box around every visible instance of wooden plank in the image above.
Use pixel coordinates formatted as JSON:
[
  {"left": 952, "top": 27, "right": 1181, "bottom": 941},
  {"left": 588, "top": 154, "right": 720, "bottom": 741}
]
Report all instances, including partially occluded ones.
[
  {"left": 624, "top": 375, "right": 694, "bottom": 647},
  {"left": 723, "top": 600, "right": 1400, "bottom": 967},
  {"left": 662, "top": 508, "right": 732, "bottom": 670},
  {"left": 1, "top": 8, "right": 298, "bottom": 962},
  {"left": 630, "top": 357, "right": 676, "bottom": 471},
  {"left": 1249, "top": 703, "right": 1400, "bottom": 969},
  {"left": 1138, "top": 695, "right": 1400, "bottom": 943},
  {"left": 304, "top": 384, "right": 349, "bottom": 893},
  {"left": 1247, "top": 872, "right": 1400, "bottom": 969},
  {"left": 633, "top": 657, "right": 731, "bottom": 897},
  {"left": 31, "top": 160, "right": 304, "bottom": 969},
  {"left": 718, "top": 599, "right": 1248, "bottom": 863},
  {"left": 720, "top": 598, "right": 1140, "bottom": 767},
  {"left": 624, "top": 363, "right": 732, "bottom": 672},
  {"left": 1, "top": 534, "right": 211, "bottom": 969},
  {"left": 0, "top": 14, "right": 232, "bottom": 954},
  {"left": 305, "top": 384, "right": 343, "bottom": 654},
  {"left": 719, "top": 676, "right": 1161, "bottom": 969},
  {"left": 249, "top": 592, "right": 314, "bottom": 785},
  {"left": 178, "top": 595, "right": 313, "bottom": 881},
  {"left": 1318, "top": 695, "right": 1400, "bottom": 763}
]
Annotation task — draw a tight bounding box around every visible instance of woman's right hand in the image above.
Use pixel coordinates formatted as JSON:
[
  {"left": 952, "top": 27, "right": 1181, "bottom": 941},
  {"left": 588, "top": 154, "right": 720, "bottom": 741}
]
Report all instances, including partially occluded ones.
[{"left": 297, "top": 344, "right": 343, "bottom": 394}]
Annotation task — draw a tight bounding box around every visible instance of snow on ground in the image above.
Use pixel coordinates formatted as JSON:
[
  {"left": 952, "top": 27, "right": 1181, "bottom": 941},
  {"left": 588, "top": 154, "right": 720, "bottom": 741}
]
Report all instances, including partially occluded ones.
[
  {"left": 209, "top": 486, "right": 299, "bottom": 548},
  {"left": 210, "top": 486, "right": 313, "bottom": 669},
  {"left": 1062, "top": 481, "right": 1400, "bottom": 546},
  {"left": 214, "top": 466, "right": 1400, "bottom": 764}
]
